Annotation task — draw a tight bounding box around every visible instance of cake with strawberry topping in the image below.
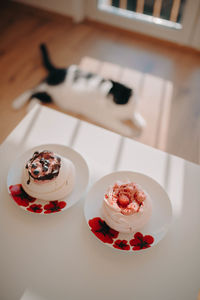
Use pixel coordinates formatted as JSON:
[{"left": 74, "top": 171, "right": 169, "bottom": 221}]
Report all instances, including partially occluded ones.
[
  {"left": 22, "top": 150, "right": 75, "bottom": 201},
  {"left": 102, "top": 181, "right": 152, "bottom": 233}
]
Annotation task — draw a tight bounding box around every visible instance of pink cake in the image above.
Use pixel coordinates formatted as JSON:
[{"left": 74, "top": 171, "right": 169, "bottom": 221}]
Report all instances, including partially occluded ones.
[{"left": 102, "top": 181, "right": 152, "bottom": 233}]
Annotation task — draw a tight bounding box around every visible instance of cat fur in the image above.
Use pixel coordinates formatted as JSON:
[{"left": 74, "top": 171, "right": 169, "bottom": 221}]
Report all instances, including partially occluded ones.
[{"left": 12, "top": 44, "right": 145, "bottom": 137}]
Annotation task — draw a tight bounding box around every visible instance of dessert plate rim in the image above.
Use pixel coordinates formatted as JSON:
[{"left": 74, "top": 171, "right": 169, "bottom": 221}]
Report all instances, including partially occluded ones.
[
  {"left": 84, "top": 170, "right": 173, "bottom": 252},
  {"left": 7, "top": 143, "right": 89, "bottom": 215}
]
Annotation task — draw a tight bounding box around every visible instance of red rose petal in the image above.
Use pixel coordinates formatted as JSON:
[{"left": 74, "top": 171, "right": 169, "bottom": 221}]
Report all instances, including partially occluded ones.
[
  {"left": 44, "top": 209, "right": 60, "bottom": 214},
  {"left": 89, "top": 217, "right": 104, "bottom": 232},
  {"left": 130, "top": 238, "right": 141, "bottom": 246},
  {"left": 44, "top": 202, "right": 55, "bottom": 210},
  {"left": 88, "top": 217, "right": 119, "bottom": 244},
  {"left": 113, "top": 240, "right": 130, "bottom": 250},
  {"left": 132, "top": 245, "right": 142, "bottom": 251},
  {"left": 43, "top": 200, "right": 66, "bottom": 213},
  {"left": 143, "top": 235, "right": 154, "bottom": 245},
  {"left": 109, "top": 227, "right": 119, "bottom": 239},
  {"left": 93, "top": 231, "right": 114, "bottom": 244},
  {"left": 9, "top": 184, "right": 36, "bottom": 207},
  {"left": 130, "top": 232, "right": 154, "bottom": 251},
  {"left": 13, "top": 196, "right": 30, "bottom": 207},
  {"left": 9, "top": 184, "right": 21, "bottom": 196},
  {"left": 134, "top": 232, "right": 143, "bottom": 239},
  {"left": 27, "top": 204, "right": 43, "bottom": 213},
  {"left": 57, "top": 201, "right": 66, "bottom": 209}
]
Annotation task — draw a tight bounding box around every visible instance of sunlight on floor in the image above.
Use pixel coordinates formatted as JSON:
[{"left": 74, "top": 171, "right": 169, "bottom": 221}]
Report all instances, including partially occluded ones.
[{"left": 79, "top": 56, "right": 173, "bottom": 151}]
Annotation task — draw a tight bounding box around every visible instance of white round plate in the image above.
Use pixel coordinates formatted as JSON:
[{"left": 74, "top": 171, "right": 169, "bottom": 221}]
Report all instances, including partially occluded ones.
[
  {"left": 7, "top": 144, "right": 89, "bottom": 214},
  {"left": 84, "top": 171, "right": 172, "bottom": 252}
]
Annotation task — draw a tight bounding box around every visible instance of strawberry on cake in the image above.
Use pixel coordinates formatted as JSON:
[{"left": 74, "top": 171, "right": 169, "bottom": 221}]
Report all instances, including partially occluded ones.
[
  {"left": 22, "top": 150, "right": 75, "bottom": 201},
  {"left": 102, "top": 181, "right": 152, "bottom": 233}
]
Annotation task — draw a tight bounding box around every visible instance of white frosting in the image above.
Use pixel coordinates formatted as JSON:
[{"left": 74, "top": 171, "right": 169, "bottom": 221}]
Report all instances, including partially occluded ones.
[
  {"left": 22, "top": 157, "right": 75, "bottom": 201},
  {"left": 102, "top": 183, "right": 152, "bottom": 233}
]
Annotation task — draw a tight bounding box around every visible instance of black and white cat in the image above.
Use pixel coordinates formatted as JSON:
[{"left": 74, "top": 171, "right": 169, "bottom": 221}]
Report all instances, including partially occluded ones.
[{"left": 12, "top": 44, "right": 145, "bottom": 137}]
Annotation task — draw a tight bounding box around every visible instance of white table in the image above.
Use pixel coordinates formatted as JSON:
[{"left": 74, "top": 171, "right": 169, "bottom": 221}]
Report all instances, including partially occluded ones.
[{"left": 0, "top": 104, "right": 199, "bottom": 300}]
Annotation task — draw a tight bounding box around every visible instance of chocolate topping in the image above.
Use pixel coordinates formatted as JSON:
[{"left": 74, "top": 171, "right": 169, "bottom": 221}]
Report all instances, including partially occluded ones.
[
  {"left": 33, "top": 169, "right": 40, "bottom": 175},
  {"left": 44, "top": 160, "right": 50, "bottom": 166},
  {"left": 43, "top": 165, "right": 48, "bottom": 172},
  {"left": 25, "top": 150, "right": 61, "bottom": 184}
]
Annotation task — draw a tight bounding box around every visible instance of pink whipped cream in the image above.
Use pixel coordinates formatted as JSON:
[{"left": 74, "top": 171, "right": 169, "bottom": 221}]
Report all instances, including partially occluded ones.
[
  {"left": 102, "top": 181, "right": 152, "bottom": 233},
  {"left": 105, "top": 182, "right": 146, "bottom": 215}
]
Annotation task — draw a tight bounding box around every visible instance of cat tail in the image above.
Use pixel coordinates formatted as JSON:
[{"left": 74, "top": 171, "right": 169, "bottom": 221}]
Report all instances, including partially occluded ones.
[
  {"left": 12, "top": 90, "right": 33, "bottom": 110},
  {"left": 40, "top": 43, "right": 56, "bottom": 72}
]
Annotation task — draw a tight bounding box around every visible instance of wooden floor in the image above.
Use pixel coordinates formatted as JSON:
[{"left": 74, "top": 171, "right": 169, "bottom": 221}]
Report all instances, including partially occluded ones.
[{"left": 0, "top": 1, "right": 200, "bottom": 164}]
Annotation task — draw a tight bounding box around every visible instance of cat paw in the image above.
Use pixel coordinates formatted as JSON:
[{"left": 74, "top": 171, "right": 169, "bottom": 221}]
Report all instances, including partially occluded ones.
[
  {"left": 132, "top": 112, "right": 146, "bottom": 129},
  {"left": 27, "top": 98, "right": 41, "bottom": 112}
]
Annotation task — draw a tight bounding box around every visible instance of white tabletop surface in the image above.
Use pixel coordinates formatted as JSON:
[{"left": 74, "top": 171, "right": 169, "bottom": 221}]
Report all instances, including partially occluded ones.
[{"left": 0, "top": 104, "right": 200, "bottom": 300}]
